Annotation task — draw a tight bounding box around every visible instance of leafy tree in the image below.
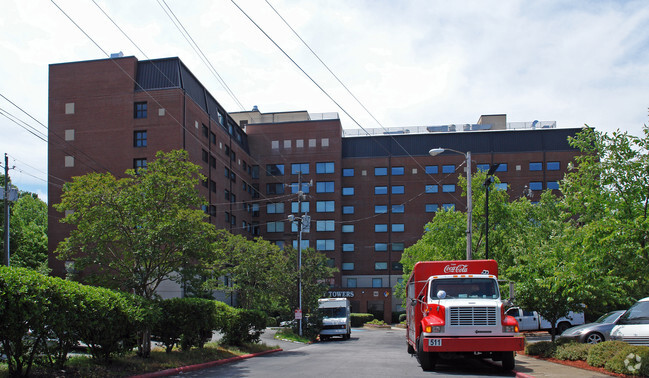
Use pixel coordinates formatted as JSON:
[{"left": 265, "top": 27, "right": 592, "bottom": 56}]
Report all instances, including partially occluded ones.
[
  {"left": 10, "top": 194, "right": 48, "bottom": 273},
  {"left": 53, "top": 150, "right": 217, "bottom": 357}
]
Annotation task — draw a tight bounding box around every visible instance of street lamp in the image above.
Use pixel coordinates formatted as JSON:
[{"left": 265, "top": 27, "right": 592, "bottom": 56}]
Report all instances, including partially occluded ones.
[
  {"left": 429, "top": 148, "right": 472, "bottom": 260},
  {"left": 483, "top": 163, "right": 500, "bottom": 260},
  {"left": 287, "top": 176, "right": 311, "bottom": 337}
]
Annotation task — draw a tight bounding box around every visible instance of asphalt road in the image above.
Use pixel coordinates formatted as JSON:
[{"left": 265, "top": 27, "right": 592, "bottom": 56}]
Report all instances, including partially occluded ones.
[{"left": 172, "top": 327, "right": 523, "bottom": 377}]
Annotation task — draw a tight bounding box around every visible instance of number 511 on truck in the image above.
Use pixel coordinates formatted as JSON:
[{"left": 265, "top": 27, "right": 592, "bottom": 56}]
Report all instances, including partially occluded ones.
[{"left": 406, "top": 260, "right": 524, "bottom": 371}]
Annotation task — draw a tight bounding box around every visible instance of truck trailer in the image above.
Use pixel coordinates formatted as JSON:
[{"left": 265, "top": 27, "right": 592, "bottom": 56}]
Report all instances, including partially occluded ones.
[{"left": 406, "top": 260, "right": 524, "bottom": 371}]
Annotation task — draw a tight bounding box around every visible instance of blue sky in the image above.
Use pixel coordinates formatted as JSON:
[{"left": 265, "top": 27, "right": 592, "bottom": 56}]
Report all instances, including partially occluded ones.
[{"left": 2, "top": 0, "right": 649, "bottom": 203}]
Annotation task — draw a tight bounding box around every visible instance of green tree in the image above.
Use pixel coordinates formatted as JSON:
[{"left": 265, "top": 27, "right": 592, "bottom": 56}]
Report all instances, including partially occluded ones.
[
  {"left": 53, "top": 150, "right": 217, "bottom": 357},
  {"left": 10, "top": 194, "right": 48, "bottom": 273}
]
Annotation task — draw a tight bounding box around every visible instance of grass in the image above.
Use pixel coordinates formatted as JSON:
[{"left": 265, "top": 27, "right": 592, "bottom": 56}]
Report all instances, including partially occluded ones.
[
  {"left": 0, "top": 342, "right": 278, "bottom": 378},
  {"left": 274, "top": 329, "right": 311, "bottom": 344}
]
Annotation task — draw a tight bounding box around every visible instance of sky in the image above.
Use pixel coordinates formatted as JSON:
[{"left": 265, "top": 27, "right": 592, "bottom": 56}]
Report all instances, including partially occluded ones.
[{"left": 1, "top": 0, "right": 649, "bottom": 204}]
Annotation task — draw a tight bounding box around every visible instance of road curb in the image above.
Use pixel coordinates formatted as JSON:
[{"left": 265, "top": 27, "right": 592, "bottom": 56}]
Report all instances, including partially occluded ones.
[
  {"left": 129, "top": 348, "right": 283, "bottom": 378},
  {"left": 514, "top": 371, "right": 535, "bottom": 378}
]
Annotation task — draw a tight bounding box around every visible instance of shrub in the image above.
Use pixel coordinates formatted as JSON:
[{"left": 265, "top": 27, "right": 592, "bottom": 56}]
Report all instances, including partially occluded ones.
[
  {"left": 392, "top": 311, "right": 405, "bottom": 323},
  {"left": 177, "top": 298, "right": 221, "bottom": 351},
  {"left": 525, "top": 341, "right": 556, "bottom": 358},
  {"left": 587, "top": 341, "right": 628, "bottom": 367},
  {"left": 221, "top": 308, "right": 267, "bottom": 346},
  {"left": 604, "top": 345, "right": 649, "bottom": 376},
  {"left": 351, "top": 313, "right": 374, "bottom": 327},
  {"left": 554, "top": 342, "right": 591, "bottom": 361},
  {"left": 398, "top": 313, "right": 407, "bottom": 323}
]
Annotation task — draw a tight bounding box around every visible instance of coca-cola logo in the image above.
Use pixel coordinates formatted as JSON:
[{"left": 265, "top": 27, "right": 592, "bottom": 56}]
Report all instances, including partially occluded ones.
[{"left": 444, "top": 264, "right": 468, "bottom": 273}]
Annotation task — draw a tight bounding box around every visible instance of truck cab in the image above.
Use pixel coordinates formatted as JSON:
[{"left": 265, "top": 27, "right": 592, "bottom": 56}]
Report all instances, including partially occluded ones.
[
  {"left": 318, "top": 298, "right": 351, "bottom": 340},
  {"left": 406, "top": 260, "right": 524, "bottom": 371}
]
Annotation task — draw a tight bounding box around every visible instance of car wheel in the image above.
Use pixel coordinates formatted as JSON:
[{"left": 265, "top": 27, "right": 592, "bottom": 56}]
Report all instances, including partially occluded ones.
[
  {"left": 501, "top": 351, "right": 515, "bottom": 371},
  {"left": 557, "top": 322, "right": 571, "bottom": 334},
  {"left": 585, "top": 332, "right": 604, "bottom": 344}
]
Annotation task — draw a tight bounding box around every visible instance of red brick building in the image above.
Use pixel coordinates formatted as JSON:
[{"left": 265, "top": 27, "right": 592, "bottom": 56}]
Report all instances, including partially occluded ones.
[{"left": 48, "top": 56, "right": 581, "bottom": 321}]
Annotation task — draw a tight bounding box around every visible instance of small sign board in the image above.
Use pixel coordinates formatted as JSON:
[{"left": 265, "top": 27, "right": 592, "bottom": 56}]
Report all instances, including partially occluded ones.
[{"left": 294, "top": 309, "right": 302, "bottom": 320}]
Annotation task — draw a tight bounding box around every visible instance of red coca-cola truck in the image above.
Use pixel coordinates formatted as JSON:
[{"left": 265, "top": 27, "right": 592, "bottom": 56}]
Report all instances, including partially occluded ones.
[{"left": 406, "top": 260, "right": 524, "bottom": 371}]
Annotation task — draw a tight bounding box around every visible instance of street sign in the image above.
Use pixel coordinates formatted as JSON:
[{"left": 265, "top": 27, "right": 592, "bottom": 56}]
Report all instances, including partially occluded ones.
[{"left": 294, "top": 309, "right": 302, "bottom": 320}]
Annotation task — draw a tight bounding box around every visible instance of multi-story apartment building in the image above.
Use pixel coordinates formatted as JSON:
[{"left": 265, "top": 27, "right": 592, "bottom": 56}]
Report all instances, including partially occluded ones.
[{"left": 48, "top": 56, "right": 581, "bottom": 321}]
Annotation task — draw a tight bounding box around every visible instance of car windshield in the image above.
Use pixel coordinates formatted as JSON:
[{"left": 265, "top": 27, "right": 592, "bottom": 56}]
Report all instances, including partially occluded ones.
[
  {"left": 321, "top": 307, "right": 346, "bottom": 318},
  {"left": 594, "top": 311, "right": 623, "bottom": 324},
  {"left": 617, "top": 301, "right": 649, "bottom": 325},
  {"left": 430, "top": 278, "right": 499, "bottom": 299}
]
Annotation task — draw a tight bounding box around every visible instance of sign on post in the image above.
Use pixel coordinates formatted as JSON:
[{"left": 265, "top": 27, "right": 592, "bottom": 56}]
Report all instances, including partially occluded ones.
[{"left": 294, "top": 309, "right": 302, "bottom": 320}]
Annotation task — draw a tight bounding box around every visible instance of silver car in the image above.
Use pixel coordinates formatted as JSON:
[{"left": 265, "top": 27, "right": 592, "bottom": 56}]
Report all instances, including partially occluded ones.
[{"left": 560, "top": 310, "right": 626, "bottom": 344}]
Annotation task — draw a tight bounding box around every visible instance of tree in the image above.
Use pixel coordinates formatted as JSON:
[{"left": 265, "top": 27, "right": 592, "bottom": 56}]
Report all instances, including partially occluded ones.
[
  {"left": 10, "top": 194, "right": 48, "bottom": 273},
  {"left": 53, "top": 150, "right": 217, "bottom": 357}
]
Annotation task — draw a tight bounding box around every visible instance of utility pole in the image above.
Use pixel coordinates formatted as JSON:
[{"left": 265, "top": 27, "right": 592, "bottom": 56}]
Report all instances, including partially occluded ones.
[
  {"left": 288, "top": 173, "right": 310, "bottom": 336},
  {"left": 3, "top": 153, "right": 10, "bottom": 267}
]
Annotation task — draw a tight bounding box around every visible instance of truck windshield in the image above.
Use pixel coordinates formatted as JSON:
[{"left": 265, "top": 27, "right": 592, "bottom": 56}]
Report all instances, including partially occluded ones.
[
  {"left": 321, "top": 307, "right": 347, "bottom": 318},
  {"left": 430, "top": 278, "right": 499, "bottom": 299}
]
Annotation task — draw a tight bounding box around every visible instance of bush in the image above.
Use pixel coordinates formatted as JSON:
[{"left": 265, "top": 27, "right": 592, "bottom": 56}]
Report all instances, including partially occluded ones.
[
  {"left": 554, "top": 342, "right": 591, "bottom": 361},
  {"left": 604, "top": 345, "right": 649, "bottom": 376},
  {"left": 525, "top": 341, "right": 556, "bottom": 358},
  {"left": 221, "top": 308, "right": 267, "bottom": 346},
  {"left": 177, "top": 298, "right": 221, "bottom": 351},
  {"left": 392, "top": 311, "right": 405, "bottom": 323},
  {"left": 398, "top": 313, "right": 407, "bottom": 323},
  {"left": 351, "top": 313, "right": 374, "bottom": 327},
  {"left": 587, "top": 341, "right": 628, "bottom": 367}
]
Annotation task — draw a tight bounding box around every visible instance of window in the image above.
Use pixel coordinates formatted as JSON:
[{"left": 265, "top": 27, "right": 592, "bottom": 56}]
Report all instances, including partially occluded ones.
[
  {"left": 392, "top": 204, "right": 405, "bottom": 213},
  {"left": 496, "top": 164, "right": 508, "bottom": 172},
  {"left": 316, "top": 162, "right": 335, "bottom": 174},
  {"left": 266, "top": 183, "right": 284, "bottom": 194},
  {"left": 529, "top": 181, "right": 543, "bottom": 191},
  {"left": 316, "top": 220, "right": 335, "bottom": 232},
  {"left": 134, "top": 102, "right": 147, "bottom": 118},
  {"left": 251, "top": 203, "right": 260, "bottom": 217},
  {"left": 202, "top": 149, "right": 209, "bottom": 163},
  {"left": 442, "top": 184, "right": 455, "bottom": 192},
  {"left": 346, "top": 278, "right": 357, "bottom": 287},
  {"left": 316, "top": 181, "right": 334, "bottom": 193},
  {"left": 442, "top": 164, "right": 455, "bottom": 173},
  {"left": 210, "top": 132, "right": 216, "bottom": 144},
  {"left": 342, "top": 243, "right": 354, "bottom": 252},
  {"left": 202, "top": 125, "right": 209, "bottom": 138},
  {"left": 267, "top": 203, "right": 284, "bottom": 214},
  {"left": 291, "top": 163, "right": 309, "bottom": 175},
  {"left": 392, "top": 242, "right": 405, "bottom": 251},
  {"left": 266, "top": 164, "right": 284, "bottom": 176},
  {"left": 547, "top": 181, "right": 560, "bottom": 190},
  {"left": 342, "top": 187, "right": 354, "bottom": 196},
  {"left": 547, "top": 161, "right": 560, "bottom": 171},
  {"left": 342, "top": 206, "right": 355, "bottom": 214},
  {"left": 442, "top": 203, "right": 455, "bottom": 211},
  {"left": 291, "top": 201, "right": 310, "bottom": 213},
  {"left": 134, "top": 158, "right": 147, "bottom": 172},
  {"left": 426, "top": 204, "right": 438, "bottom": 213},
  {"left": 529, "top": 162, "right": 543, "bottom": 171},
  {"left": 316, "top": 201, "right": 335, "bottom": 213},
  {"left": 290, "top": 182, "right": 310, "bottom": 194},
  {"left": 477, "top": 164, "right": 490, "bottom": 172},
  {"left": 210, "top": 180, "right": 216, "bottom": 193},
  {"left": 425, "top": 165, "right": 438, "bottom": 174},
  {"left": 342, "top": 168, "right": 354, "bottom": 177},
  {"left": 342, "top": 224, "right": 354, "bottom": 233},
  {"left": 392, "top": 185, "right": 404, "bottom": 194},
  {"left": 375, "top": 205, "right": 388, "bottom": 214},
  {"left": 495, "top": 183, "right": 508, "bottom": 191},
  {"left": 251, "top": 165, "right": 259, "bottom": 179},
  {"left": 392, "top": 262, "right": 403, "bottom": 271},
  {"left": 266, "top": 221, "right": 284, "bottom": 233},
  {"left": 425, "top": 184, "right": 438, "bottom": 193},
  {"left": 134, "top": 131, "right": 147, "bottom": 147},
  {"left": 292, "top": 240, "right": 310, "bottom": 250},
  {"left": 391, "top": 166, "right": 404, "bottom": 175},
  {"left": 375, "top": 243, "right": 388, "bottom": 252},
  {"left": 375, "top": 224, "right": 388, "bottom": 232},
  {"left": 284, "top": 140, "right": 291, "bottom": 149},
  {"left": 372, "top": 278, "right": 383, "bottom": 287},
  {"left": 342, "top": 263, "right": 354, "bottom": 271},
  {"left": 375, "top": 186, "right": 388, "bottom": 195},
  {"left": 374, "top": 167, "right": 388, "bottom": 176},
  {"left": 316, "top": 239, "right": 335, "bottom": 251},
  {"left": 375, "top": 262, "right": 388, "bottom": 271},
  {"left": 392, "top": 223, "right": 405, "bottom": 232}
]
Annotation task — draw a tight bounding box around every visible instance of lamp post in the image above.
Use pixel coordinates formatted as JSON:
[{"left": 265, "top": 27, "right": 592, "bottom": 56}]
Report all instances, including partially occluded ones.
[
  {"left": 429, "top": 148, "right": 472, "bottom": 260},
  {"left": 483, "top": 163, "right": 500, "bottom": 260}
]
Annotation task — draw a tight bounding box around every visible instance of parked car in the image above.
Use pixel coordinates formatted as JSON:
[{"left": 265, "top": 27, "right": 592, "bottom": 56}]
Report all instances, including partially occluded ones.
[
  {"left": 560, "top": 310, "right": 626, "bottom": 344},
  {"left": 611, "top": 297, "right": 649, "bottom": 346}
]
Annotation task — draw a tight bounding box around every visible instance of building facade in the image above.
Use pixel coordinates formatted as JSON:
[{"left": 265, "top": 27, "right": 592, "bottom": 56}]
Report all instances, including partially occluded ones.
[{"left": 48, "top": 56, "right": 581, "bottom": 321}]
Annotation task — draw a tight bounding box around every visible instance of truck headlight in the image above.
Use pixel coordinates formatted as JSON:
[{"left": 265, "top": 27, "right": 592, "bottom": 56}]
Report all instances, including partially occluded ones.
[
  {"left": 425, "top": 325, "right": 444, "bottom": 333},
  {"left": 502, "top": 325, "right": 518, "bottom": 333}
]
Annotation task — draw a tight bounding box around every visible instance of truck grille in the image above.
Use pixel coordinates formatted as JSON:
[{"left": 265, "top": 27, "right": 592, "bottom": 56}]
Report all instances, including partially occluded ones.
[{"left": 449, "top": 306, "right": 497, "bottom": 326}]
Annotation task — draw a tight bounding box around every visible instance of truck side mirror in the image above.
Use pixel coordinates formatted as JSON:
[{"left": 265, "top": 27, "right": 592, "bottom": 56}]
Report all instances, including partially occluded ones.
[{"left": 411, "top": 298, "right": 417, "bottom": 306}]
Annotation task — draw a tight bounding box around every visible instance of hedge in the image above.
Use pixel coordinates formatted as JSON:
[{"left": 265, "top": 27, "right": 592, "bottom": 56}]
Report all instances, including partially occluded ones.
[
  {"left": 554, "top": 342, "right": 591, "bottom": 361},
  {"left": 220, "top": 308, "right": 267, "bottom": 346},
  {"left": 586, "top": 340, "right": 629, "bottom": 367},
  {"left": 603, "top": 344, "right": 649, "bottom": 376},
  {"left": 351, "top": 313, "right": 374, "bottom": 327}
]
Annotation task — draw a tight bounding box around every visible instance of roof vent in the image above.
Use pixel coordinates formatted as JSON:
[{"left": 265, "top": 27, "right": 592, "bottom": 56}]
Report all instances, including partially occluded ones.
[
  {"left": 252, "top": 105, "right": 259, "bottom": 111},
  {"left": 110, "top": 51, "right": 124, "bottom": 58}
]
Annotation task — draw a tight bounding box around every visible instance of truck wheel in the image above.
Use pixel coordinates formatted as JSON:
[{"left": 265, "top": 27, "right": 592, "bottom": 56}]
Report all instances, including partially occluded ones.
[
  {"left": 501, "top": 351, "right": 515, "bottom": 371},
  {"left": 407, "top": 342, "right": 415, "bottom": 354},
  {"left": 417, "top": 337, "right": 435, "bottom": 371},
  {"left": 344, "top": 331, "right": 350, "bottom": 340},
  {"left": 557, "top": 322, "right": 571, "bottom": 334}
]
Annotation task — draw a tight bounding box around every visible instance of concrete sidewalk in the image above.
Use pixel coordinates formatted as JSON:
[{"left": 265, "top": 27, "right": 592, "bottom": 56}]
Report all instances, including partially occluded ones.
[{"left": 513, "top": 354, "right": 612, "bottom": 377}]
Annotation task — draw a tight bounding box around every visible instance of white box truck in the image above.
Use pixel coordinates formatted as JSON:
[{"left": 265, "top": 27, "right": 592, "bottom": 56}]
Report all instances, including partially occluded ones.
[{"left": 318, "top": 298, "right": 351, "bottom": 340}]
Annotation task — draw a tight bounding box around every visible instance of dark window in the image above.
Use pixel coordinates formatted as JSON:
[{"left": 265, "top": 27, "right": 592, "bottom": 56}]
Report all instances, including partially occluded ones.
[
  {"left": 292, "top": 163, "right": 310, "bottom": 175},
  {"left": 210, "top": 155, "right": 216, "bottom": 169},
  {"left": 392, "top": 204, "right": 405, "bottom": 213},
  {"left": 210, "top": 132, "right": 216, "bottom": 144},
  {"left": 375, "top": 186, "right": 388, "bottom": 195},
  {"left": 342, "top": 206, "right": 354, "bottom": 214},
  {"left": 225, "top": 167, "right": 230, "bottom": 178},
  {"left": 202, "top": 149, "right": 208, "bottom": 163},
  {"left": 134, "top": 130, "right": 147, "bottom": 147},
  {"left": 266, "top": 164, "right": 285, "bottom": 176},
  {"left": 392, "top": 185, "right": 404, "bottom": 194},
  {"left": 426, "top": 204, "right": 438, "bottom": 212},
  {"left": 290, "top": 182, "right": 310, "bottom": 193},
  {"left": 392, "top": 262, "right": 403, "bottom": 271},
  {"left": 316, "top": 181, "right": 334, "bottom": 193},
  {"left": 266, "top": 183, "right": 285, "bottom": 194},
  {"left": 442, "top": 184, "right": 455, "bottom": 193},
  {"left": 210, "top": 180, "right": 216, "bottom": 193},
  {"left": 134, "top": 158, "right": 147, "bottom": 172},
  {"left": 546, "top": 181, "right": 560, "bottom": 190},
  {"left": 425, "top": 185, "right": 438, "bottom": 193},
  {"left": 529, "top": 181, "right": 543, "bottom": 191},
  {"left": 202, "top": 124, "right": 208, "bottom": 138},
  {"left": 476, "top": 164, "right": 490, "bottom": 172},
  {"left": 251, "top": 165, "right": 259, "bottom": 179},
  {"left": 134, "top": 102, "right": 147, "bottom": 118},
  {"left": 342, "top": 187, "right": 354, "bottom": 196},
  {"left": 496, "top": 164, "right": 508, "bottom": 172}
]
